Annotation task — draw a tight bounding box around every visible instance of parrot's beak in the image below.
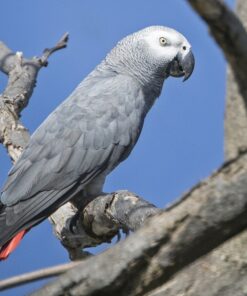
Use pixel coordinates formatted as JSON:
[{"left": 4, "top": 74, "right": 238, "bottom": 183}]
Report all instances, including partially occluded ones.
[{"left": 169, "top": 49, "right": 195, "bottom": 81}]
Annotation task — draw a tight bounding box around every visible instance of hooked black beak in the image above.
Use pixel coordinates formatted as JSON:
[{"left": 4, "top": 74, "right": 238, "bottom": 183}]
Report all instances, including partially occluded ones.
[{"left": 169, "top": 49, "right": 195, "bottom": 81}]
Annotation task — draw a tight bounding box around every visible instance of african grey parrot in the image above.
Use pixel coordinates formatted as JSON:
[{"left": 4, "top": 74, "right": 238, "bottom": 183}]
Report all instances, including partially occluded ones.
[{"left": 0, "top": 26, "right": 194, "bottom": 259}]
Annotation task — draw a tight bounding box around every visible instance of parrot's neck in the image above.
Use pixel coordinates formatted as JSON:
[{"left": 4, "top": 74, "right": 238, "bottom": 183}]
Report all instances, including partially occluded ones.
[{"left": 100, "top": 58, "right": 165, "bottom": 98}]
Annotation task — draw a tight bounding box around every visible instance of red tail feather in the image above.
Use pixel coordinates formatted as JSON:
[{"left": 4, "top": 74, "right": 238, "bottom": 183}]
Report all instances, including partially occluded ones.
[{"left": 0, "top": 230, "right": 27, "bottom": 260}]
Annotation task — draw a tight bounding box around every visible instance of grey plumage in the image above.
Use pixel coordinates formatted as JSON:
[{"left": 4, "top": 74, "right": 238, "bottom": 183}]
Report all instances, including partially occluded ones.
[{"left": 0, "top": 26, "right": 194, "bottom": 247}]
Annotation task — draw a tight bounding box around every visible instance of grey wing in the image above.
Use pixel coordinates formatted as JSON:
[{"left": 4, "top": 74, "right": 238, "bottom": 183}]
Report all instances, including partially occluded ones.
[{"left": 0, "top": 74, "right": 143, "bottom": 244}]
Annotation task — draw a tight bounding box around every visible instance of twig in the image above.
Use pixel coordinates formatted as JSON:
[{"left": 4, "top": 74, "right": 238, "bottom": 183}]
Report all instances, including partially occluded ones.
[
  {"left": 0, "top": 262, "right": 80, "bottom": 292},
  {"left": 38, "top": 32, "right": 69, "bottom": 66}
]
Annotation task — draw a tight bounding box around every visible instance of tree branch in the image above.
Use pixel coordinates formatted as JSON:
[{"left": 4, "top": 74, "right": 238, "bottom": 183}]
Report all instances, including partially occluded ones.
[
  {"left": 0, "top": 33, "right": 69, "bottom": 161},
  {"left": 38, "top": 32, "right": 69, "bottom": 67},
  {"left": 31, "top": 151, "right": 247, "bottom": 296},
  {"left": 50, "top": 191, "right": 160, "bottom": 260},
  {"left": 186, "top": 0, "right": 247, "bottom": 108},
  {"left": 0, "top": 262, "right": 80, "bottom": 292}
]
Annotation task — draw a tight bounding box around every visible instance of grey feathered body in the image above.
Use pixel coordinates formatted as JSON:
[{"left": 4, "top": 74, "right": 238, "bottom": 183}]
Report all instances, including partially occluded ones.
[
  {"left": 0, "top": 51, "right": 163, "bottom": 245},
  {"left": 0, "top": 25, "right": 196, "bottom": 249}
]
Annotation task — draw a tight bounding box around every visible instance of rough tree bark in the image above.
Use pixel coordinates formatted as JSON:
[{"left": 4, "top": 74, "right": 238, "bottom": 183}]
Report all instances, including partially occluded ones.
[{"left": 1, "top": 0, "right": 247, "bottom": 295}]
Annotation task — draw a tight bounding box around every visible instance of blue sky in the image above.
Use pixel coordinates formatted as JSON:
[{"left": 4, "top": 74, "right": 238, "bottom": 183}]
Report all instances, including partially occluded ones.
[{"left": 0, "top": 0, "right": 234, "bottom": 295}]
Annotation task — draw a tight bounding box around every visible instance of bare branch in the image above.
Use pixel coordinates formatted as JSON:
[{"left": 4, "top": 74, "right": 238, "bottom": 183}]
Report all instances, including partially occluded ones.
[
  {"left": 0, "top": 262, "right": 80, "bottom": 292},
  {"left": 0, "top": 42, "right": 17, "bottom": 74},
  {"left": 186, "top": 0, "right": 247, "bottom": 108},
  {"left": 50, "top": 191, "right": 160, "bottom": 260},
  {"left": 31, "top": 151, "right": 247, "bottom": 296},
  {"left": 38, "top": 32, "right": 69, "bottom": 67},
  {"left": 0, "top": 33, "right": 69, "bottom": 161}
]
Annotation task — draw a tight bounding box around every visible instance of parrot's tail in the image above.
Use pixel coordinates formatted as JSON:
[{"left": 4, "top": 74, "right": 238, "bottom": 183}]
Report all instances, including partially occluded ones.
[{"left": 0, "top": 230, "right": 27, "bottom": 260}]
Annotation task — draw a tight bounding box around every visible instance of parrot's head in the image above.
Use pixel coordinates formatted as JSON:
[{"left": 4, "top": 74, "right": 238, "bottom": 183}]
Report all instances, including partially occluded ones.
[
  {"left": 106, "top": 26, "right": 195, "bottom": 88},
  {"left": 138, "top": 26, "right": 195, "bottom": 81}
]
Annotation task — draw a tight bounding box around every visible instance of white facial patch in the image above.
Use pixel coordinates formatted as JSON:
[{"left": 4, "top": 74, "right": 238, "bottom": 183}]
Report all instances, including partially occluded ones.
[{"left": 141, "top": 28, "right": 188, "bottom": 62}]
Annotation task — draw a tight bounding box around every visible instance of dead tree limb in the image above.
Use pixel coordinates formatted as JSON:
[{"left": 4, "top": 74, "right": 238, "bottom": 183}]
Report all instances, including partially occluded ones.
[
  {"left": 50, "top": 191, "right": 160, "bottom": 260},
  {"left": 0, "top": 33, "right": 69, "bottom": 162}
]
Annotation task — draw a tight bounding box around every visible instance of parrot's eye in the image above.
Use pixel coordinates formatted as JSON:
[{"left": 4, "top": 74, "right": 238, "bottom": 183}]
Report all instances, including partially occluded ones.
[{"left": 159, "top": 37, "right": 167, "bottom": 46}]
